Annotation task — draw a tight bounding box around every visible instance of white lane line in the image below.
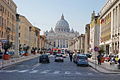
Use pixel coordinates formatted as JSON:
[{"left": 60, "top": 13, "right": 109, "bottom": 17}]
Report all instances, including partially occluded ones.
[
  {"left": 31, "top": 63, "right": 40, "bottom": 70},
  {"left": 87, "top": 72, "right": 93, "bottom": 75},
  {"left": 53, "top": 71, "right": 60, "bottom": 74},
  {"left": 41, "top": 70, "right": 50, "bottom": 74},
  {"left": 29, "top": 70, "right": 38, "bottom": 73},
  {"left": 65, "top": 71, "right": 71, "bottom": 74},
  {"left": 18, "top": 70, "right": 29, "bottom": 73},
  {"left": 5, "top": 70, "right": 18, "bottom": 72},
  {"left": 75, "top": 72, "right": 82, "bottom": 75}
]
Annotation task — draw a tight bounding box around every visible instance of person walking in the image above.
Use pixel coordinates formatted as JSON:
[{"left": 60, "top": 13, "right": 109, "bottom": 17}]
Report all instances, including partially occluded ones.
[
  {"left": 69, "top": 52, "right": 73, "bottom": 62},
  {"left": 118, "top": 58, "right": 120, "bottom": 69},
  {"left": 97, "top": 53, "right": 102, "bottom": 65}
]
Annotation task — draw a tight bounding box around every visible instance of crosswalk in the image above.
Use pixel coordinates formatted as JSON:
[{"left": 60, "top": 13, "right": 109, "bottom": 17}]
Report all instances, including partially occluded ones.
[{"left": 0, "top": 69, "right": 97, "bottom": 76}]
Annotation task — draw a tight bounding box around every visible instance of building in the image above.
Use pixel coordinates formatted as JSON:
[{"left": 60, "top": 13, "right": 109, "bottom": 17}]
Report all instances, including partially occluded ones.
[
  {"left": 90, "top": 11, "right": 100, "bottom": 54},
  {"left": 99, "top": 0, "right": 120, "bottom": 56},
  {"left": 44, "top": 14, "right": 79, "bottom": 49},
  {"left": 0, "top": 0, "right": 17, "bottom": 46},
  {"left": 29, "top": 26, "right": 40, "bottom": 49},
  {"left": 19, "top": 15, "right": 32, "bottom": 49},
  {"left": 84, "top": 24, "right": 90, "bottom": 53},
  {"left": 68, "top": 34, "right": 85, "bottom": 53},
  {"left": 39, "top": 35, "right": 46, "bottom": 50},
  {"left": 34, "top": 27, "right": 41, "bottom": 49},
  {"left": 19, "top": 15, "right": 41, "bottom": 53}
]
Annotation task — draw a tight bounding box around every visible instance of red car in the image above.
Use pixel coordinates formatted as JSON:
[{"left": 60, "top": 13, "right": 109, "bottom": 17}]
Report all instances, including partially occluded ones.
[{"left": 103, "top": 56, "right": 110, "bottom": 62}]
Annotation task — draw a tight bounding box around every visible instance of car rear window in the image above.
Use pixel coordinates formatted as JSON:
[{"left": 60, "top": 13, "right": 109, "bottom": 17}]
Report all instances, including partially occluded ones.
[
  {"left": 78, "top": 56, "right": 87, "bottom": 59},
  {"left": 56, "top": 55, "right": 62, "bottom": 57}
]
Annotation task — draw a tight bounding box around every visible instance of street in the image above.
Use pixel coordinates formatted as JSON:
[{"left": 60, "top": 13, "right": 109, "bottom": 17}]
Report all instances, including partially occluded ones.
[{"left": 0, "top": 55, "right": 120, "bottom": 80}]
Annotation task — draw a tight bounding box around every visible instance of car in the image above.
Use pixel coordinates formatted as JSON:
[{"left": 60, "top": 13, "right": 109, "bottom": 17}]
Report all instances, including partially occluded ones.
[
  {"left": 61, "top": 53, "right": 67, "bottom": 58},
  {"left": 76, "top": 54, "right": 88, "bottom": 66},
  {"left": 39, "top": 54, "right": 50, "bottom": 63},
  {"left": 55, "top": 54, "right": 64, "bottom": 62},
  {"left": 103, "top": 56, "right": 110, "bottom": 62},
  {"left": 46, "top": 53, "right": 51, "bottom": 56},
  {"left": 85, "top": 53, "right": 92, "bottom": 58}
]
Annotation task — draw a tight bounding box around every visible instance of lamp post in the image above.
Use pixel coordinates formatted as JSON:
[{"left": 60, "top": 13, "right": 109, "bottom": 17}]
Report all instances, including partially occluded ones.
[{"left": 14, "top": 14, "right": 20, "bottom": 57}]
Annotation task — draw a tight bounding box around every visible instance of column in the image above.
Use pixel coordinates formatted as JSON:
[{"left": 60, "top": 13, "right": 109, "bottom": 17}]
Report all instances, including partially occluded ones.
[{"left": 119, "top": 4, "right": 120, "bottom": 54}]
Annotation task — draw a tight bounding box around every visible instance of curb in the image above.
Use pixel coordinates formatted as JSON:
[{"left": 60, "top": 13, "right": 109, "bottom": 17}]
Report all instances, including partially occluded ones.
[
  {"left": 89, "top": 61, "right": 120, "bottom": 74},
  {"left": 0, "top": 54, "right": 40, "bottom": 69},
  {"left": 89, "top": 60, "right": 120, "bottom": 72}
]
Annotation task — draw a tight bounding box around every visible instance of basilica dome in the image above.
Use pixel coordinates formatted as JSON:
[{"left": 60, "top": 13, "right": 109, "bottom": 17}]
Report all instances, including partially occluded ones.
[{"left": 55, "top": 14, "right": 70, "bottom": 32}]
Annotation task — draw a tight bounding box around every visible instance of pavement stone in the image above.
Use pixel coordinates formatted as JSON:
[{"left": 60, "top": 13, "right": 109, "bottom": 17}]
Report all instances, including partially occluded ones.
[{"left": 88, "top": 58, "right": 120, "bottom": 74}]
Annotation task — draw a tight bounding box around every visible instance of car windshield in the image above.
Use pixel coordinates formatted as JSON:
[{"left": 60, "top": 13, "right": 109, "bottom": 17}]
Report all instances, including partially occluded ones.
[{"left": 41, "top": 55, "right": 48, "bottom": 58}]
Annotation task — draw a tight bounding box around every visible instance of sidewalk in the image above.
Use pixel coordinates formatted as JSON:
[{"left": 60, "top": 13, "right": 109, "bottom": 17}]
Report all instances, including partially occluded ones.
[
  {"left": 88, "top": 58, "right": 120, "bottom": 74},
  {"left": 0, "top": 54, "right": 40, "bottom": 69}
]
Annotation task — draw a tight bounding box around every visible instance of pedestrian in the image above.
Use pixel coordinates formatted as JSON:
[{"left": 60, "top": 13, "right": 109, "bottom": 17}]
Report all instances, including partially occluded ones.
[
  {"left": 118, "top": 58, "right": 120, "bottom": 69},
  {"left": 115, "top": 56, "right": 119, "bottom": 64},
  {"left": 97, "top": 53, "right": 102, "bottom": 65},
  {"left": 69, "top": 52, "right": 73, "bottom": 62}
]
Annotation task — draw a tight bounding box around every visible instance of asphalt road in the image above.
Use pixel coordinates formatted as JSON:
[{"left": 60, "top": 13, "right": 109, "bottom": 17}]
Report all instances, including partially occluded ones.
[{"left": 0, "top": 55, "right": 120, "bottom": 80}]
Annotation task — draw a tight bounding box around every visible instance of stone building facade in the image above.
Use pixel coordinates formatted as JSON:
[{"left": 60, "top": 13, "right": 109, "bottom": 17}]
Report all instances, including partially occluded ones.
[
  {"left": 99, "top": 0, "right": 120, "bottom": 56},
  {"left": 68, "top": 34, "right": 85, "bottom": 53},
  {"left": 84, "top": 24, "right": 90, "bottom": 53},
  {"left": 90, "top": 11, "right": 100, "bottom": 54},
  {"left": 0, "top": 0, "right": 17, "bottom": 44},
  {"left": 19, "top": 15, "right": 41, "bottom": 52}
]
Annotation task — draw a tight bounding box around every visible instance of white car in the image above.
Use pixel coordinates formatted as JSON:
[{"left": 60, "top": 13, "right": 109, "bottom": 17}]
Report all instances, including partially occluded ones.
[{"left": 55, "top": 54, "right": 64, "bottom": 62}]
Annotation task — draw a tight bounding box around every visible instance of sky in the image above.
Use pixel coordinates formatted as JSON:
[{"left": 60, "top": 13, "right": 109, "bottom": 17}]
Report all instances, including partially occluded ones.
[{"left": 13, "top": 0, "right": 106, "bottom": 34}]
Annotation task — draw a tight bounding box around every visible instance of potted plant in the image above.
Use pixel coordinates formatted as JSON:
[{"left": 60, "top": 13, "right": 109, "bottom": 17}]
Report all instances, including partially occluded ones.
[
  {"left": 23, "top": 46, "right": 29, "bottom": 56},
  {"left": 2, "top": 41, "right": 12, "bottom": 60}
]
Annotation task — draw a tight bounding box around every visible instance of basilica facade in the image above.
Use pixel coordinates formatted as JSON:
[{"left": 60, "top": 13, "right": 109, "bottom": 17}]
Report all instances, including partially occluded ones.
[{"left": 44, "top": 14, "right": 79, "bottom": 49}]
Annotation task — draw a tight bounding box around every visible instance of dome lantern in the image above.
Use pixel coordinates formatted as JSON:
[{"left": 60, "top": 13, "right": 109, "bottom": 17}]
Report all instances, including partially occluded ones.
[{"left": 55, "top": 14, "right": 70, "bottom": 32}]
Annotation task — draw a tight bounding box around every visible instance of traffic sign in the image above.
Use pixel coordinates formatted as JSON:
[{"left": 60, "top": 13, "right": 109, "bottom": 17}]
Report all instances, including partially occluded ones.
[{"left": 94, "top": 46, "right": 99, "bottom": 52}]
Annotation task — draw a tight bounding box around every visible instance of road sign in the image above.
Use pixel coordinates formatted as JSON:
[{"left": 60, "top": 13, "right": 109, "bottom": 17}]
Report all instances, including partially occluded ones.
[{"left": 94, "top": 46, "right": 99, "bottom": 52}]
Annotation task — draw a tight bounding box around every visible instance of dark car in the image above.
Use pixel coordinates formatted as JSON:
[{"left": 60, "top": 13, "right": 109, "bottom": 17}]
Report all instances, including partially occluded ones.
[
  {"left": 55, "top": 54, "right": 64, "bottom": 62},
  {"left": 39, "top": 54, "right": 50, "bottom": 63}
]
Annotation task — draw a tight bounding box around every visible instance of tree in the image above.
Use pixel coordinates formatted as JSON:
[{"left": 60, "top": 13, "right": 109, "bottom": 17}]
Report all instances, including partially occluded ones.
[
  {"left": 98, "top": 45, "right": 105, "bottom": 54},
  {"left": 23, "top": 46, "right": 30, "bottom": 53},
  {"left": 2, "top": 41, "right": 12, "bottom": 54}
]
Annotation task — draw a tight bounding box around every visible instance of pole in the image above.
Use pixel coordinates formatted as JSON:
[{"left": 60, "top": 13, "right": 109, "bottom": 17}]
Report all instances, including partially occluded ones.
[
  {"left": 95, "top": 51, "right": 97, "bottom": 70},
  {"left": 14, "top": 14, "right": 20, "bottom": 57}
]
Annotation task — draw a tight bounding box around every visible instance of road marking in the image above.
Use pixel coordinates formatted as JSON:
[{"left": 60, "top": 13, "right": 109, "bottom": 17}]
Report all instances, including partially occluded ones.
[
  {"left": 18, "top": 70, "right": 29, "bottom": 73},
  {"left": 29, "top": 70, "right": 38, "bottom": 73},
  {"left": 53, "top": 71, "right": 60, "bottom": 74},
  {"left": 65, "top": 71, "right": 70, "bottom": 74},
  {"left": 75, "top": 72, "right": 82, "bottom": 75},
  {"left": 5, "top": 70, "right": 18, "bottom": 72},
  {"left": 31, "top": 63, "right": 40, "bottom": 70},
  {"left": 41, "top": 70, "right": 50, "bottom": 74},
  {"left": 87, "top": 72, "right": 93, "bottom": 75}
]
